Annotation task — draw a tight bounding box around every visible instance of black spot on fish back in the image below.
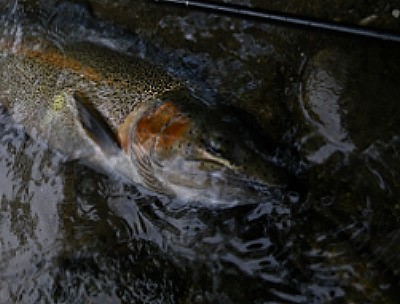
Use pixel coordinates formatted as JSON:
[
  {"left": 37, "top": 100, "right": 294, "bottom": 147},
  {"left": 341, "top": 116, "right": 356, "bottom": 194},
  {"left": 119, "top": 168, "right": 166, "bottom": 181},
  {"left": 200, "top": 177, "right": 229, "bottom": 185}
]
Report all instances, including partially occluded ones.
[{"left": 64, "top": 42, "right": 182, "bottom": 96}]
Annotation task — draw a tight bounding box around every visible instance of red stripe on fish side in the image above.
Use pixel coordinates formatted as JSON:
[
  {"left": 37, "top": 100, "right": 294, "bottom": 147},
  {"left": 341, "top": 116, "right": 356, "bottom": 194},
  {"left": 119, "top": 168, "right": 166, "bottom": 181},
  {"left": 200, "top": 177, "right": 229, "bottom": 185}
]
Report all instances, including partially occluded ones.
[{"left": 24, "top": 49, "right": 101, "bottom": 81}]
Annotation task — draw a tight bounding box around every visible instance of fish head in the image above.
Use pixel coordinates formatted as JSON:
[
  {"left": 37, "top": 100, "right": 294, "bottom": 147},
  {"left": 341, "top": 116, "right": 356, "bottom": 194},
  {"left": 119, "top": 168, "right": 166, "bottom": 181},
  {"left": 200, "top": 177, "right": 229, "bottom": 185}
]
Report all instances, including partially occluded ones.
[{"left": 122, "top": 94, "right": 289, "bottom": 205}]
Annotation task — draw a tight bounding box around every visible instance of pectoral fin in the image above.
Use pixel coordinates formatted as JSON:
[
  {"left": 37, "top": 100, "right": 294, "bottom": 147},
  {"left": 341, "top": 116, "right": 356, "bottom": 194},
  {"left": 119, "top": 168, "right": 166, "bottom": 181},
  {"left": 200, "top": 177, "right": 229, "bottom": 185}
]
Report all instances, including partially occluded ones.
[{"left": 74, "top": 91, "right": 121, "bottom": 156}]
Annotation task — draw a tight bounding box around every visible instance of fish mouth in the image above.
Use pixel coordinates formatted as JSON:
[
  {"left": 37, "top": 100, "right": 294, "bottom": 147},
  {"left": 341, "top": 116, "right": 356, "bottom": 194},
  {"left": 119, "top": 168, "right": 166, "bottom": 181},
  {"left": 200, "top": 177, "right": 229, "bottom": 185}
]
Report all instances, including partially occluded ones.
[
  {"left": 191, "top": 148, "right": 237, "bottom": 171},
  {"left": 152, "top": 155, "right": 277, "bottom": 206}
]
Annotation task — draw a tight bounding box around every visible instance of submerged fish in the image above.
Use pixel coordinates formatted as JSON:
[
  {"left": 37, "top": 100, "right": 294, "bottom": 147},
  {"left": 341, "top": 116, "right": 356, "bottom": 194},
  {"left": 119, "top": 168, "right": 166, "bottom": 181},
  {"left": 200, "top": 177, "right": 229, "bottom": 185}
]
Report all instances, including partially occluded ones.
[{"left": 0, "top": 41, "right": 288, "bottom": 205}]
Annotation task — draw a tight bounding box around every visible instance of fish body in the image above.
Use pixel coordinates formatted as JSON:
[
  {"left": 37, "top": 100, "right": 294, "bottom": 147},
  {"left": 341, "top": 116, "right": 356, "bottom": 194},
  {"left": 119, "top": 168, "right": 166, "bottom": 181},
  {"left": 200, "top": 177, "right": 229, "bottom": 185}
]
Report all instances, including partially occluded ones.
[{"left": 0, "top": 41, "right": 287, "bottom": 205}]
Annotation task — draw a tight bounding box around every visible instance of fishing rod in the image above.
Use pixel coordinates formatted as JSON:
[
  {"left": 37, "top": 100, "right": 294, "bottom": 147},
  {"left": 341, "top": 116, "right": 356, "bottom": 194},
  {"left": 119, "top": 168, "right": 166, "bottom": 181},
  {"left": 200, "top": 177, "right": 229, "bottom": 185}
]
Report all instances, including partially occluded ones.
[{"left": 153, "top": 0, "right": 400, "bottom": 43}]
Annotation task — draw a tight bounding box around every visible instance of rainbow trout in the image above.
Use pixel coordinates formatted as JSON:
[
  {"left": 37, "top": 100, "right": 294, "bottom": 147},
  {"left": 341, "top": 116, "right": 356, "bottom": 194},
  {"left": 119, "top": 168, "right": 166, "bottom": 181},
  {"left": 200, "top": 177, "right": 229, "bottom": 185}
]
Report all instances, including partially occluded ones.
[{"left": 0, "top": 41, "right": 287, "bottom": 204}]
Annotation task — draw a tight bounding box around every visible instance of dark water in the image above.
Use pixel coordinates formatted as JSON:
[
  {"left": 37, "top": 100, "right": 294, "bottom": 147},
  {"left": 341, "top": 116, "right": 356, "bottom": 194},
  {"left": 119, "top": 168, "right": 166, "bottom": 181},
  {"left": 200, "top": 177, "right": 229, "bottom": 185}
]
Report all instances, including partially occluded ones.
[{"left": 1, "top": 0, "right": 400, "bottom": 303}]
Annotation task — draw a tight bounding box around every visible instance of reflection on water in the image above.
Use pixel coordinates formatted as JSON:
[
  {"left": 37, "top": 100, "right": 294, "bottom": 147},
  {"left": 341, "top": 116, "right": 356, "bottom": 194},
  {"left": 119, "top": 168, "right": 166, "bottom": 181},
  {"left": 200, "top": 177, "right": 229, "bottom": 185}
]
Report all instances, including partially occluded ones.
[
  {"left": 299, "top": 49, "right": 356, "bottom": 164},
  {"left": 0, "top": 107, "right": 63, "bottom": 302},
  {"left": 0, "top": 0, "right": 400, "bottom": 303}
]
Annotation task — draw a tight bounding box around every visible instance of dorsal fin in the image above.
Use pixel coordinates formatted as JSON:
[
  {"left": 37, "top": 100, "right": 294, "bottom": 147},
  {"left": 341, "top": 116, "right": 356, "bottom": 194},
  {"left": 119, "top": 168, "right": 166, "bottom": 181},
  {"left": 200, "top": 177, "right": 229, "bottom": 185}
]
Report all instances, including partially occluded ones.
[{"left": 73, "top": 91, "right": 121, "bottom": 156}]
